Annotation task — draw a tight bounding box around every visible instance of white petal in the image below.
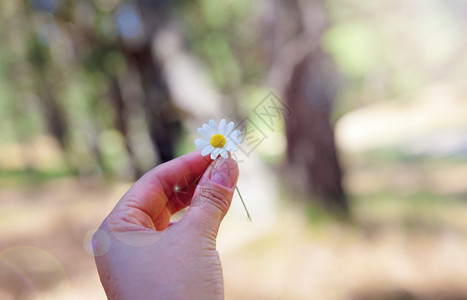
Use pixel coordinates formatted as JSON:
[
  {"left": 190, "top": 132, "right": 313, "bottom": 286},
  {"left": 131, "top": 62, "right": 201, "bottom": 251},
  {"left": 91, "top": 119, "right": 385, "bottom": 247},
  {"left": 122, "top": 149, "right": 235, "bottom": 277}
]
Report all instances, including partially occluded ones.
[
  {"left": 220, "top": 149, "right": 228, "bottom": 158},
  {"left": 228, "top": 130, "right": 238, "bottom": 141},
  {"left": 218, "top": 119, "right": 226, "bottom": 135},
  {"left": 226, "top": 130, "right": 241, "bottom": 146},
  {"left": 195, "top": 138, "right": 209, "bottom": 149},
  {"left": 210, "top": 148, "right": 221, "bottom": 160},
  {"left": 207, "top": 120, "right": 220, "bottom": 137},
  {"left": 230, "top": 130, "right": 243, "bottom": 143},
  {"left": 197, "top": 127, "right": 211, "bottom": 140},
  {"left": 209, "top": 119, "right": 217, "bottom": 130},
  {"left": 225, "top": 121, "right": 235, "bottom": 136},
  {"left": 227, "top": 141, "right": 238, "bottom": 151},
  {"left": 195, "top": 137, "right": 206, "bottom": 144},
  {"left": 233, "top": 130, "right": 242, "bottom": 140},
  {"left": 201, "top": 145, "right": 214, "bottom": 156},
  {"left": 197, "top": 123, "right": 209, "bottom": 132},
  {"left": 226, "top": 141, "right": 238, "bottom": 152}
]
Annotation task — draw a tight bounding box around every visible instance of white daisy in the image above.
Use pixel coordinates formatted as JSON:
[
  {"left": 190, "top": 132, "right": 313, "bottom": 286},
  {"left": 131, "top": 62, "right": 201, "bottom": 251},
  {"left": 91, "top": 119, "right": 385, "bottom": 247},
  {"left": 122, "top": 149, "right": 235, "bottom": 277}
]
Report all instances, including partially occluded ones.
[{"left": 195, "top": 119, "right": 242, "bottom": 159}]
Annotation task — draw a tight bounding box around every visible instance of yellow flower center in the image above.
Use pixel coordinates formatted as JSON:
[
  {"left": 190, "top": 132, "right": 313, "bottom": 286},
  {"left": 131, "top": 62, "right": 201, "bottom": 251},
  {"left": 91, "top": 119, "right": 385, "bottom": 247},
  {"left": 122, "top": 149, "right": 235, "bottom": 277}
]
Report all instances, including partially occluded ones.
[{"left": 210, "top": 134, "right": 226, "bottom": 148}]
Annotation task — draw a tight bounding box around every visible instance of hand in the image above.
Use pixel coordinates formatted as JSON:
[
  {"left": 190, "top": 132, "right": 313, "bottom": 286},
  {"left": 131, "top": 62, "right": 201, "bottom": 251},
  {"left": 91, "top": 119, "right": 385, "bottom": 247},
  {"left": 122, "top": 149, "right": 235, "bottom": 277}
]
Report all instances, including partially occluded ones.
[{"left": 92, "top": 151, "right": 239, "bottom": 300}]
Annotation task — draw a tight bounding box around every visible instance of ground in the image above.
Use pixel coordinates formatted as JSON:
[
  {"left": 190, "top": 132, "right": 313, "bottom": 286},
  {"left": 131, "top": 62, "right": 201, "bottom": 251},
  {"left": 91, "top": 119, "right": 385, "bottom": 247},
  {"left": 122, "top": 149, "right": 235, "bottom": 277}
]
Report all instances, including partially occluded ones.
[{"left": 1, "top": 85, "right": 467, "bottom": 299}]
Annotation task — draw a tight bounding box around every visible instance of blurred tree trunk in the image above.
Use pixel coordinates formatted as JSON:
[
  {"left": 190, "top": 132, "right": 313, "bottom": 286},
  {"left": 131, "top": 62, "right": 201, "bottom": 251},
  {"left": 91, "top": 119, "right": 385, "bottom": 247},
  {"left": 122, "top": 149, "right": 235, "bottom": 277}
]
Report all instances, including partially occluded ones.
[
  {"left": 119, "top": 0, "right": 181, "bottom": 164},
  {"left": 108, "top": 77, "right": 143, "bottom": 178},
  {"left": 128, "top": 46, "right": 179, "bottom": 163},
  {"left": 265, "top": 0, "right": 348, "bottom": 217},
  {"left": 23, "top": 3, "right": 78, "bottom": 174},
  {"left": 285, "top": 51, "right": 348, "bottom": 217}
]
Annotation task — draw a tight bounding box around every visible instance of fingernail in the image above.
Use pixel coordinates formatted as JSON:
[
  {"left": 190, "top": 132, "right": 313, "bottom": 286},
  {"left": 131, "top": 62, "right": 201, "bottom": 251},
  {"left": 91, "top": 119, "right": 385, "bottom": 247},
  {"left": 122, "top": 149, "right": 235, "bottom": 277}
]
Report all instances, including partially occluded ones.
[{"left": 210, "top": 158, "right": 238, "bottom": 188}]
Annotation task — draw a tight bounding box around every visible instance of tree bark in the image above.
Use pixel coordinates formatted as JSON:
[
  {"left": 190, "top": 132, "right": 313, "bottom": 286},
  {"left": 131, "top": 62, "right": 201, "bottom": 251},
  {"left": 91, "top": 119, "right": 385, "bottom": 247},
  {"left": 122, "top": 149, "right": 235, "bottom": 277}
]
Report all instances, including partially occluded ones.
[
  {"left": 120, "top": 0, "right": 181, "bottom": 164},
  {"left": 265, "top": 0, "right": 348, "bottom": 217},
  {"left": 285, "top": 51, "right": 348, "bottom": 216}
]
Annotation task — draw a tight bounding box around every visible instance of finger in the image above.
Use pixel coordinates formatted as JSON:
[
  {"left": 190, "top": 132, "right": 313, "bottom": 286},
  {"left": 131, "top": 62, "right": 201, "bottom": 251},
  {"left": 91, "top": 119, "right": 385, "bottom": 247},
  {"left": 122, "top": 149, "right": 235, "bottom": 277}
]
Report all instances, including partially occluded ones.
[
  {"left": 182, "top": 158, "right": 239, "bottom": 239},
  {"left": 155, "top": 184, "right": 198, "bottom": 230},
  {"left": 110, "top": 151, "right": 212, "bottom": 230},
  {"left": 140, "top": 150, "right": 212, "bottom": 197},
  {"left": 153, "top": 208, "right": 171, "bottom": 231},
  {"left": 167, "top": 183, "right": 198, "bottom": 214}
]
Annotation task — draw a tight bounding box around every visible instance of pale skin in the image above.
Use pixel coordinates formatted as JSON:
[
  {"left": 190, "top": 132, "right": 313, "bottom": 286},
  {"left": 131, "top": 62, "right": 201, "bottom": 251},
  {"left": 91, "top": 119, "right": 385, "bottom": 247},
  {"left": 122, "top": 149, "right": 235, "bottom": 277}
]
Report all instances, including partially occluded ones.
[{"left": 93, "top": 151, "right": 239, "bottom": 300}]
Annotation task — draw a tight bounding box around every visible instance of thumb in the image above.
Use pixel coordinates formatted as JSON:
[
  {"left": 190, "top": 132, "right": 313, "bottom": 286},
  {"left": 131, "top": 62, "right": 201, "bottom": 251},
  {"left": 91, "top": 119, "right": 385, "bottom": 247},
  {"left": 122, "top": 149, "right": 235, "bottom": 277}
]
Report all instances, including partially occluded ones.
[{"left": 183, "top": 158, "right": 239, "bottom": 237}]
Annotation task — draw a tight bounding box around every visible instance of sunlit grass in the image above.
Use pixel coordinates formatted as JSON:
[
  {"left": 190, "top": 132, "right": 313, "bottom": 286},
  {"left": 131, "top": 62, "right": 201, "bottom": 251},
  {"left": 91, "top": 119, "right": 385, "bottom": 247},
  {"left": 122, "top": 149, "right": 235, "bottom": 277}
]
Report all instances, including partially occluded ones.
[{"left": 0, "top": 168, "right": 72, "bottom": 189}]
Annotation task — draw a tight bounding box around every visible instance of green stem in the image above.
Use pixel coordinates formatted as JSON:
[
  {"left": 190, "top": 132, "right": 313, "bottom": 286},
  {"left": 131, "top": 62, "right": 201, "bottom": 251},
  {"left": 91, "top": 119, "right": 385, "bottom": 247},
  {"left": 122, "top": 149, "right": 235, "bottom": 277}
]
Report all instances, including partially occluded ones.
[{"left": 235, "top": 185, "right": 252, "bottom": 222}]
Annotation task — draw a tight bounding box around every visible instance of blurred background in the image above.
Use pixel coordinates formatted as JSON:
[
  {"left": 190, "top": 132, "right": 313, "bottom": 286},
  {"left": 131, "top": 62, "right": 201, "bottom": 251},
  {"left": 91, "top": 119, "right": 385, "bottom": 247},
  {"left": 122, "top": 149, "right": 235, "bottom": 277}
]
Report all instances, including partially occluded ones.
[{"left": 1, "top": 0, "right": 467, "bottom": 299}]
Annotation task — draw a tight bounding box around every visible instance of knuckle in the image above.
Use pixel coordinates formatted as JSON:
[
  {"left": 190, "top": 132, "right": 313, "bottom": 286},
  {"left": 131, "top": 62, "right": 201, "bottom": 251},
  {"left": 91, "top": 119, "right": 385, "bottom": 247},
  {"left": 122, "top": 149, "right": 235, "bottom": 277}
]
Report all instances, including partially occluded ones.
[{"left": 199, "top": 186, "right": 230, "bottom": 215}]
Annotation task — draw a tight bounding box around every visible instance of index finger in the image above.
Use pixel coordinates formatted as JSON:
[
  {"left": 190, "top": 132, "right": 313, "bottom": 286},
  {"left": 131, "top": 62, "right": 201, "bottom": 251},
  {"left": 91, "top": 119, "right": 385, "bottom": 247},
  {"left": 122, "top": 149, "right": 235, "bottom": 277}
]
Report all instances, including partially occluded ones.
[{"left": 110, "top": 150, "right": 212, "bottom": 229}]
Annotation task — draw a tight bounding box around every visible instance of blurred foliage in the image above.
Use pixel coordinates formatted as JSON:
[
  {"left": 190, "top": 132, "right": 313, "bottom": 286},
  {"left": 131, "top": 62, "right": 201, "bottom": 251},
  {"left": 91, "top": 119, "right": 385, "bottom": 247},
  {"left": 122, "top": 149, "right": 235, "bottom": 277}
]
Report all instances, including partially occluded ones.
[
  {"left": 0, "top": 0, "right": 466, "bottom": 181},
  {"left": 178, "top": 0, "right": 259, "bottom": 90},
  {"left": 323, "top": 0, "right": 467, "bottom": 114},
  {"left": 1, "top": 2, "right": 467, "bottom": 297}
]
